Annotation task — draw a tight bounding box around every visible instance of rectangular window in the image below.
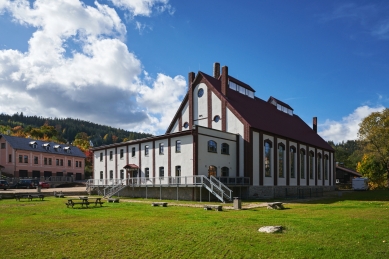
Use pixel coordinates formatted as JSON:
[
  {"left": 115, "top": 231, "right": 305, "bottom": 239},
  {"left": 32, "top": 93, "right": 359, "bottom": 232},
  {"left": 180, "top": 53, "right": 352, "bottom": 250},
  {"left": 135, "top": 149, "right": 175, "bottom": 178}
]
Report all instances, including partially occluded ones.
[
  {"left": 131, "top": 147, "right": 135, "bottom": 157},
  {"left": 56, "top": 159, "right": 59, "bottom": 166},
  {"left": 1, "top": 143, "right": 5, "bottom": 149},
  {"left": 145, "top": 167, "right": 149, "bottom": 179},
  {"left": 8, "top": 154, "right": 12, "bottom": 163},
  {"left": 325, "top": 157, "right": 329, "bottom": 180},
  {"left": 100, "top": 153, "right": 103, "bottom": 162},
  {"left": 76, "top": 161, "right": 79, "bottom": 167},
  {"left": 120, "top": 149, "right": 124, "bottom": 159},
  {"left": 44, "top": 157, "right": 48, "bottom": 165},
  {"left": 19, "top": 155, "right": 23, "bottom": 163},
  {"left": 159, "top": 167, "right": 164, "bottom": 178},
  {"left": 109, "top": 151, "right": 113, "bottom": 160},
  {"left": 79, "top": 161, "right": 82, "bottom": 168},
  {"left": 48, "top": 158, "right": 52, "bottom": 165},
  {"left": 34, "top": 156, "right": 38, "bottom": 165},
  {"left": 68, "top": 160, "right": 71, "bottom": 167},
  {"left": 176, "top": 140, "right": 181, "bottom": 153},
  {"left": 159, "top": 143, "right": 164, "bottom": 155},
  {"left": 120, "top": 170, "right": 124, "bottom": 179},
  {"left": 24, "top": 155, "right": 28, "bottom": 163},
  {"left": 100, "top": 171, "right": 103, "bottom": 179},
  {"left": 109, "top": 170, "right": 113, "bottom": 179},
  {"left": 145, "top": 145, "right": 149, "bottom": 156},
  {"left": 60, "top": 159, "right": 63, "bottom": 166}
]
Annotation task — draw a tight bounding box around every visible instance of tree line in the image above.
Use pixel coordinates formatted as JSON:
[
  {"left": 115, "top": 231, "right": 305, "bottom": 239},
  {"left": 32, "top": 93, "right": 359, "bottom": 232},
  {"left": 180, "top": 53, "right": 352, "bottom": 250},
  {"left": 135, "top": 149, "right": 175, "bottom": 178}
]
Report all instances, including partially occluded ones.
[
  {"left": 329, "top": 108, "right": 389, "bottom": 189},
  {"left": 0, "top": 112, "right": 152, "bottom": 147}
]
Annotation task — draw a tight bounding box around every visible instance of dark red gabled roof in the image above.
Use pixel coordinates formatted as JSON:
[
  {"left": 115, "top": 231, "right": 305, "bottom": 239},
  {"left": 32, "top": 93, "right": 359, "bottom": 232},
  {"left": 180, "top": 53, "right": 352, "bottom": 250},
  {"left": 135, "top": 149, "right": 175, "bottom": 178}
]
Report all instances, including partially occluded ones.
[{"left": 201, "top": 72, "right": 333, "bottom": 151}]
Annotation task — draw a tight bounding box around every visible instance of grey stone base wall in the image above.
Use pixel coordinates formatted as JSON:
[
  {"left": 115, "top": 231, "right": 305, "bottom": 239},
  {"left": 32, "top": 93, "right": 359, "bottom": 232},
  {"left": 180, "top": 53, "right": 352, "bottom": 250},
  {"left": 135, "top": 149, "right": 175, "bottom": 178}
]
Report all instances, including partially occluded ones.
[
  {"left": 248, "top": 185, "right": 336, "bottom": 199},
  {"left": 94, "top": 185, "right": 335, "bottom": 201}
]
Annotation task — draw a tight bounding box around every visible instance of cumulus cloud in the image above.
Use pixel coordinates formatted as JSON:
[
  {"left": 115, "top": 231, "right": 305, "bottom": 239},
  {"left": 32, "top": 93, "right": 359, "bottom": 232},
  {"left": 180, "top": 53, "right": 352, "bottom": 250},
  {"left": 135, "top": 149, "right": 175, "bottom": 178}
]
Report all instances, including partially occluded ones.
[
  {"left": 110, "top": 0, "right": 174, "bottom": 17},
  {"left": 0, "top": 0, "right": 182, "bottom": 135},
  {"left": 318, "top": 105, "right": 385, "bottom": 143}
]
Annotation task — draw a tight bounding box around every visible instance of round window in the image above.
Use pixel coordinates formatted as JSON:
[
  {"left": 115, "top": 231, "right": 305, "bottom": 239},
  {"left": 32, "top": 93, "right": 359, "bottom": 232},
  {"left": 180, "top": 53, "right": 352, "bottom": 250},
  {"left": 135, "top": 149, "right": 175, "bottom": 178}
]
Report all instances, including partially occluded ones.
[
  {"left": 198, "top": 88, "right": 204, "bottom": 97},
  {"left": 213, "top": 115, "right": 220, "bottom": 122},
  {"left": 183, "top": 122, "right": 189, "bottom": 128}
]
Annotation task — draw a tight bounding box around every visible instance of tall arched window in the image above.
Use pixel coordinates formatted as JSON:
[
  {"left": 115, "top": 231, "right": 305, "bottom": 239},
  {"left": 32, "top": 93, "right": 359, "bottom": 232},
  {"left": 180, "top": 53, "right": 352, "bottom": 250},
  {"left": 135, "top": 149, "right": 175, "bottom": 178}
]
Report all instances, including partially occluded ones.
[
  {"left": 264, "top": 140, "right": 272, "bottom": 177},
  {"left": 324, "top": 155, "right": 329, "bottom": 180},
  {"left": 309, "top": 151, "right": 315, "bottom": 179},
  {"left": 278, "top": 143, "right": 285, "bottom": 178},
  {"left": 290, "top": 146, "right": 296, "bottom": 178},
  {"left": 300, "top": 149, "right": 305, "bottom": 179},
  {"left": 317, "top": 153, "right": 322, "bottom": 180},
  {"left": 208, "top": 140, "right": 217, "bottom": 153}
]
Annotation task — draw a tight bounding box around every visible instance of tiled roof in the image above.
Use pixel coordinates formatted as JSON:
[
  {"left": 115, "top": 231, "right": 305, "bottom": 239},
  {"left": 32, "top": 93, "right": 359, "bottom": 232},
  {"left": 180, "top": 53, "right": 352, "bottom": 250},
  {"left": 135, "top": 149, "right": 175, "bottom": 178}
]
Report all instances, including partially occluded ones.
[
  {"left": 0, "top": 135, "right": 86, "bottom": 158},
  {"left": 200, "top": 72, "right": 333, "bottom": 151}
]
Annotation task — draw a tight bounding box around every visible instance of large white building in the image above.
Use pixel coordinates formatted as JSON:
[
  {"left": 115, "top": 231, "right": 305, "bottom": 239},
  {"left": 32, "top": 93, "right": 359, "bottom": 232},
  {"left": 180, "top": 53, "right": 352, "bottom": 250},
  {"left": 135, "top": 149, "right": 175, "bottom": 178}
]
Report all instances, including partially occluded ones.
[{"left": 91, "top": 63, "right": 335, "bottom": 201}]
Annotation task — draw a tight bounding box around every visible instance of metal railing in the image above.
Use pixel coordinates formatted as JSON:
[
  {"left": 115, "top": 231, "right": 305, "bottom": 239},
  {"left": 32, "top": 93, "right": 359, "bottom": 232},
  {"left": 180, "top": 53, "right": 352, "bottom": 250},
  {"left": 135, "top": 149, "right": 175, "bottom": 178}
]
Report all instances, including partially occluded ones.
[{"left": 87, "top": 175, "right": 233, "bottom": 202}]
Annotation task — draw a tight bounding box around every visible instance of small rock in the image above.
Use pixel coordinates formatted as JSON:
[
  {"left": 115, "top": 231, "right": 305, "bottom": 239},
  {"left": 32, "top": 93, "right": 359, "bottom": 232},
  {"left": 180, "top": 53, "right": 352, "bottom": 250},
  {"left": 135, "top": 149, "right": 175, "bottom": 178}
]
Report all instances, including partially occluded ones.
[{"left": 258, "top": 226, "right": 283, "bottom": 233}]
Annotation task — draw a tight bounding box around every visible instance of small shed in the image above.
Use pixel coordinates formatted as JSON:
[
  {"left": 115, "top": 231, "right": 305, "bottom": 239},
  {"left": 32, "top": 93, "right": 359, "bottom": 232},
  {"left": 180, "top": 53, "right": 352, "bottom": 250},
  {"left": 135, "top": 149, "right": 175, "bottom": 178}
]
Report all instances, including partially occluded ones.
[{"left": 352, "top": 177, "right": 369, "bottom": 191}]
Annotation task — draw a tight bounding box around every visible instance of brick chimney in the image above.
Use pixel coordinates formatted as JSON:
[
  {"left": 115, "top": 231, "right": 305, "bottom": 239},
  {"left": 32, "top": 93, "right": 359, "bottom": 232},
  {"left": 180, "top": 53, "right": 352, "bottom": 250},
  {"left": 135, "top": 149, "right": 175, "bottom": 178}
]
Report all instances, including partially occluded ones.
[
  {"left": 313, "top": 117, "right": 317, "bottom": 133},
  {"left": 213, "top": 62, "right": 220, "bottom": 79},
  {"left": 221, "top": 66, "right": 228, "bottom": 97}
]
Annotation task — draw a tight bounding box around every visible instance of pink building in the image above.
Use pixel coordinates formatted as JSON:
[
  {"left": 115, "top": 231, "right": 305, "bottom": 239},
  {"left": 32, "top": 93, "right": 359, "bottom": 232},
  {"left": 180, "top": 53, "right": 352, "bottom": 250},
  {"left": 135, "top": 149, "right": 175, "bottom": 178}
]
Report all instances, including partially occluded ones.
[{"left": 0, "top": 135, "right": 86, "bottom": 180}]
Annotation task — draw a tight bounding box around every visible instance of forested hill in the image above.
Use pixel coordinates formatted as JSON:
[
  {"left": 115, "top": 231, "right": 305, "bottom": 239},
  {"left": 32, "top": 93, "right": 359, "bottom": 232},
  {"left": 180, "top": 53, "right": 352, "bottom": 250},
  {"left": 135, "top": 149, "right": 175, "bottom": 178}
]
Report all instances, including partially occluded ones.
[{"left": 0, "top": 112, "right": 153, "bottom": 147}]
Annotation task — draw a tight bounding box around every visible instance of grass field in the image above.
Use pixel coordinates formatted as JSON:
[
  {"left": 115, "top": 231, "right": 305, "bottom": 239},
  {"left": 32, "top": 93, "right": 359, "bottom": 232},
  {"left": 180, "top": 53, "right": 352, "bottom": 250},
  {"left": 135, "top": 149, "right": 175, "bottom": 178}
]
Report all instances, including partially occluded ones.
[{"left": 1, "top": 191, "right": 388, "bottom": 258}]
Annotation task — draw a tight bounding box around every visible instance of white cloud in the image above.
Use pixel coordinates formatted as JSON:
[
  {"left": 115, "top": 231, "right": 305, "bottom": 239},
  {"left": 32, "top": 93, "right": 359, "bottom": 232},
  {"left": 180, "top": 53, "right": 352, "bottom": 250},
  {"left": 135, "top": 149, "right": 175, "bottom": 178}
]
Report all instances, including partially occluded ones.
[
  {"left": 318, "top": 105, "right": 385, "bottom": 143},
  {"left": 110, "top": 0, "right": 173, "bottom": 17},
  {"left": 0, "top": 0, "right": 182, "bottom": 135}
]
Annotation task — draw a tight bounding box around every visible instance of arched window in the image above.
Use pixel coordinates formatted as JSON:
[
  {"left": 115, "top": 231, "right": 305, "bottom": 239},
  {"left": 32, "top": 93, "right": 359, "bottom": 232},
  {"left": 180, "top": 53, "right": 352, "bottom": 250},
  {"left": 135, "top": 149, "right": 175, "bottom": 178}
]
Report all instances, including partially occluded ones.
[
  {"left": 221, "top": 167, "right": 229, "bottom": 177},
  {"left": 309, "top": 151, "right": 315, "bottom": 179},
  {"left": 324, "top": 154, "right": 329, "bottom": 180},
  {"left": 300, "top": 149, "right": 305, "bottom": 179},
  {"left": 290, "top": 146, "right": 296, "bottom": 178},
  {"left": 278, "top": 143, "right": 285, "bottom": 178},
  {"left": 317, "top": 153, "right": 322, "bottom": 180},
  {"left": 221, "top": 143, "right": 229, "bottom": 154},
  {"left": 264, "top": 140, "right": 272, "bottom": 177},
  {"left": 208, "top": 165, "right": 217, "bottom": 177},
  {"left": 208, "top": 140, "right": 217, "bottom": 153}
]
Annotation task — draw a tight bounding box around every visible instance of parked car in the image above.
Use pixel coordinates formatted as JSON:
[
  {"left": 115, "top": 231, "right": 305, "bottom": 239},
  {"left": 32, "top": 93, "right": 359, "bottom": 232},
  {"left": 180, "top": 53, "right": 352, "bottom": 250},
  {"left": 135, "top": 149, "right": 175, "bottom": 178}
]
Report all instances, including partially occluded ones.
[
  {"left": 14, "top": 179, "right": 39, "bottom": 189},
  {"left": 0, "top": 180, "right": 9, "bottom": 190},
  {"left": 39, "top": 182, "right": 50, "bottom": 189}
]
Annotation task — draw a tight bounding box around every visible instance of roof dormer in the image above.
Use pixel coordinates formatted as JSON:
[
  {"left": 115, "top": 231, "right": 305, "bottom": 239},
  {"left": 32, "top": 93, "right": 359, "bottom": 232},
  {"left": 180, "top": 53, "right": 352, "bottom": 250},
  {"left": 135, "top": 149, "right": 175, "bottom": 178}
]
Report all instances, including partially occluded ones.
[
  {"left": 64, "top": 146, "right": 72, "bottom": 153},
  {"left": 29, "top": 141, "right": 37, "bottom": 149},
  {"left": 54, "top": 145, "right": 62, "bottom": 152},
  {"left": 268, "top": 97, "right": 293, "bottom": 115},
  {"left": 42, "top": 143, "right": 50, "bottom": 151},
  {"left": 228, "top": 76, "right": 255, "bottom": 99}
]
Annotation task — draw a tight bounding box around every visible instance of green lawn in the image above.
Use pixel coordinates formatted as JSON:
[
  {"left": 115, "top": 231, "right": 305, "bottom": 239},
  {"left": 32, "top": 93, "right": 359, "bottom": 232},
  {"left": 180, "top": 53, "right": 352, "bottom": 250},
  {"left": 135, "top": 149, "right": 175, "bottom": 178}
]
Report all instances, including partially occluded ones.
[{"left": 1, "top": 191, "right": 388, "bottom": 258}]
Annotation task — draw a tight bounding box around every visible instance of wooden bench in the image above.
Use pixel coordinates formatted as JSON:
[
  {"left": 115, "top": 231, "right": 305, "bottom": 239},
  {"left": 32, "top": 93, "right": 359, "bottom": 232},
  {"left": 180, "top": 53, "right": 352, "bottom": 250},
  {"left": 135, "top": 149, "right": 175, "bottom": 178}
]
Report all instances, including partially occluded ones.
[
  {"left": 65, "top": 199, "right": 89, "bottom": 208},
  {"left": 151, "top": 202, "right": 168, "bottom": 207},
  {"left": 28, "top": 194, "right": 44, "bottom": 201},
  {"left": 204, "top": 205, "right": 223, "bottom": 211},
  {"left": 267, "top": 202, "right": 285, "bottom": 210},
  {"left": 107, "top": 198, "right": 120, "bottom": 203},
  {"left": 15, "top": 194, "right": 44, "bottom": 201}
]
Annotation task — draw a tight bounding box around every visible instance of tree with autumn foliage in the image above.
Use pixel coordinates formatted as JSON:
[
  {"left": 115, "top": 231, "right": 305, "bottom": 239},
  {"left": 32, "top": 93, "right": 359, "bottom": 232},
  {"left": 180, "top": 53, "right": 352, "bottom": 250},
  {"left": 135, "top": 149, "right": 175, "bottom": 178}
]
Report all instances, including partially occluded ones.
[{"left": 358, "top": 108, "right": 389, "bottom": 188}]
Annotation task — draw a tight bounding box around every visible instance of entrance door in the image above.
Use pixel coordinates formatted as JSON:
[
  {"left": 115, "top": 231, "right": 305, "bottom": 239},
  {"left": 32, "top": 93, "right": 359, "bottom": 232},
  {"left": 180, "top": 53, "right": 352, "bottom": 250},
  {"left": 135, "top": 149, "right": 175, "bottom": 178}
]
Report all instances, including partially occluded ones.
[{"left": 175, "top": 166, "right": 181, "bottom": 184}]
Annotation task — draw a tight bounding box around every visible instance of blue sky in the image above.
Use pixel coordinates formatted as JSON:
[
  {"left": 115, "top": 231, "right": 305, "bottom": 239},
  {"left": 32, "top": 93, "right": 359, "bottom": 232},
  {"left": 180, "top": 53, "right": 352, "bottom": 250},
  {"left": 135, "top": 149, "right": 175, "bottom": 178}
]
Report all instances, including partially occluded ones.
[{"left": 0, "top": 0, "right": 388, "bottom": 143}]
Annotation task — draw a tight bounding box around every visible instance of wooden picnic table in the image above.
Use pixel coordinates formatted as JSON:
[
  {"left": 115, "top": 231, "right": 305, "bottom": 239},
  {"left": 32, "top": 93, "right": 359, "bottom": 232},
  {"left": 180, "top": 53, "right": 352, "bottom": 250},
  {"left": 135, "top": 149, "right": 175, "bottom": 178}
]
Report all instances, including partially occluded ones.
[
  {"left": 65, "top": 197, "right": 104, "bottom": 208},
  {"left": 15, "top": 194, "right": 44, "bottom": 201}
]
